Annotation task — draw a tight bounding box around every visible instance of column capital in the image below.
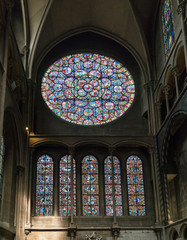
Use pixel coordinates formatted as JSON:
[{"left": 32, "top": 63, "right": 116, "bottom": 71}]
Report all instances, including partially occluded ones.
[
  {"left": 172, "top": 66, "right": 179, "bottom": 76},
  {"left": 177, "top": 0, "right": 187, "bottom": 15},
  {"left": 108, "top": 146, "right": 115, "bottom": 155},
  {"left": 163, "top": 85, "right": 170, "bottom": 95},
  {"left": 148, "top": 146, "right": 155, "bottom": 154},
  {"left": 68, "top": 146, "right": 74, "bottom": 155},
  {"left": 144, "top": 80, "right": 154, "bottom": 91},
  {"left": 156, "top": 101, "right": 162, "bottom": 110}
]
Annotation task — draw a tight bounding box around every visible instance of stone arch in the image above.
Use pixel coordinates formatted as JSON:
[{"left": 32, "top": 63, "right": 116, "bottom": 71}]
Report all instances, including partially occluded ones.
[{"left": 176, "top": 46, "right": 186, "bottom": 94}]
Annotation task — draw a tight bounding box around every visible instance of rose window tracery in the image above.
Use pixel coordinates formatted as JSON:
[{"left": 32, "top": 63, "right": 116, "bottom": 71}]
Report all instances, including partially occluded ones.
[{"left": 41, "top": 53, "right": 135, "bottom": 125}]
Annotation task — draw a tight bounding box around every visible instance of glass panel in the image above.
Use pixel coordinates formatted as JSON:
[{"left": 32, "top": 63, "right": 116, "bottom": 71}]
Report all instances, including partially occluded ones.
[
  {"left": 162, "top": 0, "right": 175, "bottom": 56},
  {"left": 35, "top": 155, "right": 53, "bottom": 216},
  {"left": 127, "top": 155, "right": 146, "bottom": 216},
  {"left": 41, "top": 53, "right": 135, "bottom": 125},
  {"left": 82, "top": 155, "right": 99, "bottom": 216},
  {"left": 59, "top": 155, "right": 76, "bottom": 216},
  {"left": 104, "top": 156, "right": 123, "bottom": 216}
]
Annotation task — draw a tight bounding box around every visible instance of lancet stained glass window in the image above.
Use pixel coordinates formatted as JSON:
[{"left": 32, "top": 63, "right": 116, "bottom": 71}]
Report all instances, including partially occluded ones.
[
  {"left": 162, "top": 0, "right": 175, "bottom": 56},
  {"left": 35, "top": 155, "right": 53, "bottom": 216},
  {"left": 0, "top": 136, "right": 5, "bottom": 202},
  {"left": 41, "top": 53, "right": 135, "bottom": 125},
  {"left": 59, "top": 155, "right": 76, "bottom": 216},
  {"left": 127, "top": 155, "right": 145, "bottom": 216},
  {"left": 82, "top": 155, "right": 99, "bottom": 216},
  {"left": 104, "top": 156, "right": 123, "bottom": 216}
]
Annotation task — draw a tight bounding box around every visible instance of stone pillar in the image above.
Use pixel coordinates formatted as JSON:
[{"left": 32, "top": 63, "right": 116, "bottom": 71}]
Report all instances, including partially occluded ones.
[
  {"left": 109, "top": 147, "right": 117, "bottom": 224},
  {"left": 149, "top": 147, "right": 161, "bottom": 224},
  {"left": 172, "top": 67, "right": 179, "bottom": 98},
  {"left": 156, "top": 101, "right": 162, "bottom": 128},
  {"left": 68, "top": 147, "right": 76, "bottom": 239},
  {"left": 26, "top": 147, "right": 34, "bottom": 227},
  {"left": 177, "top": 0, "right": 187, "bottom": 70},
  {"left": 163, "top": 86, "right": 170, "bottom": 114}
]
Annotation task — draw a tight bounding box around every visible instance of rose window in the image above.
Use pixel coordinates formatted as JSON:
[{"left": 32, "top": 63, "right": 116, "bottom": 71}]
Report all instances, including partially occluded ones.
[{"left": 41, "top": 53, "right": 135, "bottom": 125}]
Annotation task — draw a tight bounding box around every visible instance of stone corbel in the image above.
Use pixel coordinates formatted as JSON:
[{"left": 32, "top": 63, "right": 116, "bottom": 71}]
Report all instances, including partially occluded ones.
[
  {"left": 68, "top": 223, "right": 77, "bottom": 238},
  {"left": 24, "top": 229, "right": 31, "bottom": 240},
  {"left": 16, "top": 165, "right": 25, "bottom": 175},
  {"left": 112, "top": 224, "right": 120, "bottom": 239}
]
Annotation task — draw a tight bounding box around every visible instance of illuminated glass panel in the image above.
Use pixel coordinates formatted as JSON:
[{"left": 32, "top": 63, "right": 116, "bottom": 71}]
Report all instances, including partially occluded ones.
[
  {"left": 162, "top": 0, "right": 175, "bottom": 56},
  {"left": 82, "top": 155, "right": 99, "bottom": 216},
  {"left": 127, "top": 155, "right": 145, "bottom": 216},
  {"left": 59, "top": 155, "right": 76, "bottom": 216},
  {"left": 35, "top": 155, "right": 53, "bottom": 216},
  {"left": 41, "top": 53, "right": 135, "bottom": 125},
  {"left": 104, "top": 156, "right": 123, "bottom": 216},
  {"left": 0, "top": 136, "right": 5, "bottom": 201}
]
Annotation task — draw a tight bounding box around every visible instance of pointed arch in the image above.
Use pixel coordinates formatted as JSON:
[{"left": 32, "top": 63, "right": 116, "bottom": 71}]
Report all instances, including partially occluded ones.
[
  {"left": 59, "top": 155, "right": 76, "bottom": 216},
  {"left": 127, "top": 155, "right": 146, "bottom": 216},
  {"left": 104, "top": 156, "right": 123, "bottom": 216},
  {"left": 82, "top": 155, "right": 99, "bottom": 216},
  {"left": 35, "top": 155, "right": 54, "bottom": 216}
]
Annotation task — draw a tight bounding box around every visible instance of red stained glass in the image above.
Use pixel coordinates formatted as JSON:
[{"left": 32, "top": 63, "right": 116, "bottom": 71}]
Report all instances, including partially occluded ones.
[
  {"left": 82, "top": 155, "right": 99, "bottom": 216},
  {"left": 59, "top": 155, "right": 76, "bottom": 216},
  {"left": 41, "top": 53, "right": 135, "bottom": 125},
  {"left": 35, "top": 155, "right": 53, "bottom": 216},
  {"left": 104, "top": 156, "right": 123, "bottom": 216},
  {"left": 127, "top": 155, "right": 146, "bottom": 216}
]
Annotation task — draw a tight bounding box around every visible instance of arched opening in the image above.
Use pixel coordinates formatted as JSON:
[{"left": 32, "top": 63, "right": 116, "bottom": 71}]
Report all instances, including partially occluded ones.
[
  {"left": 166, "top": 69, "right": 176, "bottom": 110},
  {"left": 176, "top": 46, "right": 186, "bottom": 94}
]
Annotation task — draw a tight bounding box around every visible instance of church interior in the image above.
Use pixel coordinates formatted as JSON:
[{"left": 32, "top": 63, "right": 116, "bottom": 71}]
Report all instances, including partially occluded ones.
[{"left": 0, "top": 0, "right": 187, "bottom": 239}]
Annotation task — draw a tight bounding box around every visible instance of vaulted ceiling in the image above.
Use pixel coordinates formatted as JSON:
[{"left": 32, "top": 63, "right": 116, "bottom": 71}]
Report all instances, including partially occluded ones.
[{"left": 18, "top": 0, "right": 160, "bottom": 77}]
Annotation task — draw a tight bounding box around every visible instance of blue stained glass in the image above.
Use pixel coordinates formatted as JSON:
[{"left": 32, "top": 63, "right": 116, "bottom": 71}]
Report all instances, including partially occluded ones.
[
  {"left": 104, "top": 156, "right": 123, "bottom": 216},
  {"left": 41, "top": 53, "right": 135, "bottom": 125},
  {"left": 59, "top": 155, "right": 76, "bottom": 216},
  {"left": 35, "top": 155, "right": 53, "bottom": 216},
  {"left": 162, "top": 0, "right": 175, "bottom": 56},
  {"left": 0, "top": 136, "right": 5, "bottom": 202},
  {"left": 127, "top": 155, "right": 146, "bottom": 216},
  {"left": 82, "top": 155, "right": 99, "bottom": 216}
]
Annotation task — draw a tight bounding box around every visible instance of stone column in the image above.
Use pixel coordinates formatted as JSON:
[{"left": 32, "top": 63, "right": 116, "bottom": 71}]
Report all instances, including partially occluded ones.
[
  {"left": 26, "top": 147, "right": 34, "bottom": 227},
  {"left": 144, "top": 81, "right": 156, "bottom": 135},
  {"left": 149, "top": 147, "right": 161, "bottom": 224},
  {"left": 177, "top": 0, "right": 187, "bottom": 70},
  {"left": 109, "top": 147, "right": 117, "bottom": 225},
  {"left": 172, "top": 67, "right": 179, "bottom": 98},
  {"left": 163, "top": 86, "right": 170, "bottom": 114},
  {"left": 68, "top": 147, "right": 76, "bottom": 240},
  {"left": 156, "top": 101, "right": 162, "bottom": 129},
  {"left": 0, "top": 25, "right": 8, "bottom": 149}
]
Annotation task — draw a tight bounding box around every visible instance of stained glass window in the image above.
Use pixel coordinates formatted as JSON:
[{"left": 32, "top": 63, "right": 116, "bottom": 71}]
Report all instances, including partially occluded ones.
[
  {"left": 127, "top": 155, "right": 145, "bottom": 216},
  {"left": 162, "top": 0, "right": 175, "bottom": 56},
  {"left": 35, "top": 155, "right": 53, "bottom": 216},
  {"left": 0, "top": 136, "right": 5, "bottom": 202},
  {"left": 82, "top": 155, "right": 99, "bottom": 216},
  {"left": 104, "top": 156, "right": 123, "bottom": 216},
  {"left": 41, "top": 53, "right": 135, "bottom": 125},
  {"left": 59, "top": 155, "right": 76, "bottom": 216}
]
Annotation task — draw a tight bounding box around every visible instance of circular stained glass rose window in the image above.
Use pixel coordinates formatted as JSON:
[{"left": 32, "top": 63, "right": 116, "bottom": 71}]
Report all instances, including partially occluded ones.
[{"left": 41, "top": 53, "right": 135, "bottom": 125}]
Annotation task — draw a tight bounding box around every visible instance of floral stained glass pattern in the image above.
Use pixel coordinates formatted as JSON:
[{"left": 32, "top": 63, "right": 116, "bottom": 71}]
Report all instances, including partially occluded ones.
[
  {"left": 41, "top": 53, "right": 135, "bottom": 125},
  {"left": 82, "top": 155, "right": 99, "bottom": 216},
  {"left": 0, "top": 136, "right": 5, "bottom": 201},
  {"left": 35, "top": 155, "right": 53, "bottom": 216},
  {"left": 162, "top": 0, "right": 175, "bottom": 56},
  {"left": 59, "top": 155, "right": 76, "bottom": 216},
  {"left": 127, "top": 155, "right": 145, "bottom": 216},
  {"left": 104, "top": 156, "right": 123, "bottom": 216}
]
